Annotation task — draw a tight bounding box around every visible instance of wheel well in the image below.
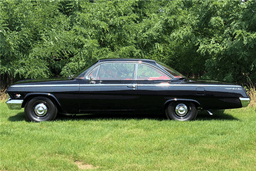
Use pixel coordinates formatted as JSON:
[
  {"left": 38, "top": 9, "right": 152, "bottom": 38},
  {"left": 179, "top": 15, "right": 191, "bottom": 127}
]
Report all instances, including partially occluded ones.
[
  {"left": 22, "top": 95, "right": 62, "bottom": 113},
  {"left": 164, "top": 100, "right": 200, "bottom": 110}
]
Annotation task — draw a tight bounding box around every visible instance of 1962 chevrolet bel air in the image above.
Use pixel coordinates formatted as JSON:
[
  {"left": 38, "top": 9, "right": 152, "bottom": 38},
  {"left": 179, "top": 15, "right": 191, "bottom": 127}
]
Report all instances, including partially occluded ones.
[{"left": 6, "top": 58, "right": 250, "bottom": 121}]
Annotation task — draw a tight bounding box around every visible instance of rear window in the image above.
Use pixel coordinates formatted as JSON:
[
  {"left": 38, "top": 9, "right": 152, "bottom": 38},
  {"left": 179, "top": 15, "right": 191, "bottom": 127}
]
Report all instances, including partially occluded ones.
[{"left": 157, "top": 62, "right": 185, "bottom": 78}]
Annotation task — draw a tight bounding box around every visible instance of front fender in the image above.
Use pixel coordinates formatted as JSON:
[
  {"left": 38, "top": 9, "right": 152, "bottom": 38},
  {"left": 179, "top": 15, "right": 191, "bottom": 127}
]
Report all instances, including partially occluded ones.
[{"left": 22, "top": 93, "right": 62, "bottom": 108}]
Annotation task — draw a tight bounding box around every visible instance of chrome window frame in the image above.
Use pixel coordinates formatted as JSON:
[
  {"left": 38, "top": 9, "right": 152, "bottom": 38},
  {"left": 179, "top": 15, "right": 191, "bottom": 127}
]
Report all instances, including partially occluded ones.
[
  {"left": 86, "top": 65, "right": 100, "bottom": 80},
  {"left": 84, "top": 61, "right": 172, "bottom": 81},
  {"left": 85, "top": 61, "right": 137, "bottom": 80},
  {"left": 134, "top": 63, "right": 138, "bottom": 80}
]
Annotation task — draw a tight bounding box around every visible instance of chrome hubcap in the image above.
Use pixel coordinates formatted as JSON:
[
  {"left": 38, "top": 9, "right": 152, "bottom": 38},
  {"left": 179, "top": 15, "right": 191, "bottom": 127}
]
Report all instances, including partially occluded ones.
[
  {"left": 175, "top": 103, "right": 188, "bottom": 116},
  {"left": 34, "top": 103, "right": 47, "bottom": 116}
]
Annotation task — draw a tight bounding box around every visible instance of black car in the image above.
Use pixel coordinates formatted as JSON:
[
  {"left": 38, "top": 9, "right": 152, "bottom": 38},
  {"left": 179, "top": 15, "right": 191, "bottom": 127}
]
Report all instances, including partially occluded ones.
[{"left": 6, "top": 58, "right": 250, "bottom": 121}]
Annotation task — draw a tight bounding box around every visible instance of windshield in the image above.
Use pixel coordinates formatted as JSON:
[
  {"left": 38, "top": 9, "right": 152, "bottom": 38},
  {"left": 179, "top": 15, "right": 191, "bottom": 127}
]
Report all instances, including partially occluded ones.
[{"left": 157, "top": 62, "right": 186, "bottom": 78}]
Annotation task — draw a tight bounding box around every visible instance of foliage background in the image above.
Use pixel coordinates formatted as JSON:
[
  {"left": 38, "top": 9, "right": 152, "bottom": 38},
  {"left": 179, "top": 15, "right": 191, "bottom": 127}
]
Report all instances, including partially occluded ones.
[{"left": 0, "top": 0, "right": 255, "bottom": 87}]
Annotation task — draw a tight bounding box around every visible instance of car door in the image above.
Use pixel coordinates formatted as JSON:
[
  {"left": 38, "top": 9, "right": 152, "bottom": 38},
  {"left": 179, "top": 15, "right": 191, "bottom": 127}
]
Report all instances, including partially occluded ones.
[
  {"left": 136, "top": 63, "right": 171, "bottom": 112},
  {"left": 79, "top": 62, "right": 138, "bottom": 112}
]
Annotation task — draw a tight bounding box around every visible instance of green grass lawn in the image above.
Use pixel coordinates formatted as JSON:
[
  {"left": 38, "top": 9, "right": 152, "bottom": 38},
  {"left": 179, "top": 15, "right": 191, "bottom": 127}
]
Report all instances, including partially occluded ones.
[{"left": 0, "top": 101, "right": 256, "bottom": 171}]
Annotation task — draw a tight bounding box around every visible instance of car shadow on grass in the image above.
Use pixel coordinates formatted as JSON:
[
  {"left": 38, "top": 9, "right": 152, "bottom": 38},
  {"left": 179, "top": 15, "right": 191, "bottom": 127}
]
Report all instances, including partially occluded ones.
[
  {"left": 56, "top": 112, "right": 167, "bottom": 121},
  {"left": 8, "top": 112, "right": 26, "bottom": 122},
  {"left": 56, "top": 110, "right": 239, "bottom": 121},
  {"left": 196, "top": 110, "right": 239, "bottom": 121},
  {"left": 7, "top": 110, "right": 238, "bottom": 122},
  {"left": 7, "top": 112, "right": 168, "bottom": 122}
]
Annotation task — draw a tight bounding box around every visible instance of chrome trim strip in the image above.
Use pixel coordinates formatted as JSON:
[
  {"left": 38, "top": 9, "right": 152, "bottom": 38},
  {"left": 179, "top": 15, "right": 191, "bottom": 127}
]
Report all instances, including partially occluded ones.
[
  {"left": 155, "top": 83, "right": 170, "bottom": 87},
  {"left": 11, "top": 84, "right": 79, "bottom": 87},
  {"left": 6, "top": 98, "right": 23, "bottom": 110},
  {"left": 80, "top": 83, "right": 241, "bottom": 87},
  {"left": 11, "top": 83, "right": 241, "bottom": 88},
  {"left": 80, "top": 84, "right": 136, "bottom": 87},
  {"left": 239, "top": 97, "right": 250, "bottom": 107},
  {"left": 137, "top": 84, "right": 241, "bottom": 87},
  {"left": 225, "top": 88, "right": 242, "bottom": 90}
]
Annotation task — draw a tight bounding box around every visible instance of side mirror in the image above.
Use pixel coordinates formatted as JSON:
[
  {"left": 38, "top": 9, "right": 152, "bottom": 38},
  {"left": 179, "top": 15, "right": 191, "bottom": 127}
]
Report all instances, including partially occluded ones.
[
  {"left": 85, "top": 75, "right": 94, "bottom": 81},
  {"left": 85, "top": 75, "right": 90, "bottom": 80}
]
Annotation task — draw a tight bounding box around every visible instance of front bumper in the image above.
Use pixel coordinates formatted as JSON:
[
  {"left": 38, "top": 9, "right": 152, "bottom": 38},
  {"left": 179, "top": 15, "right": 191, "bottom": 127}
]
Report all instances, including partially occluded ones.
[
  {"left": 239, "top": 97, "right": 250, "bottom": 107},
  {"left": 6, "top": 98, "right": 23, "bottom": 110}
]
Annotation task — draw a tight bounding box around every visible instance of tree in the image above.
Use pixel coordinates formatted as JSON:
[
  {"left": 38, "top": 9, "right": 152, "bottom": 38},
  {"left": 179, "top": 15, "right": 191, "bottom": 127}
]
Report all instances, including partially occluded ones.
[{"left": 1, "top": 0, "right": 255, "bottom": 86}]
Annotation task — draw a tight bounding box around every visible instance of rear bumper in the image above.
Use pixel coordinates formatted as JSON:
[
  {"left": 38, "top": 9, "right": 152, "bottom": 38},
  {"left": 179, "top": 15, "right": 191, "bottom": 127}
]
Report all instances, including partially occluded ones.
[
  {"left": 6, "top": 98, "right": 23, "bottom": 110},
  {"left": 239, "top": 97, "right": 250, "bottom": 107}
]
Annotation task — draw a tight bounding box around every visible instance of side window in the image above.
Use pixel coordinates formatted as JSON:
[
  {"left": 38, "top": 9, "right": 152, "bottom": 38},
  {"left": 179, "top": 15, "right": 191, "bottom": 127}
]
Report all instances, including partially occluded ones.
[
  {"left": 137, "top": 64, "right": 170, "bottom": 80},
  {"left": 97, "top": 63, "right": 135, "bottom": 80}
]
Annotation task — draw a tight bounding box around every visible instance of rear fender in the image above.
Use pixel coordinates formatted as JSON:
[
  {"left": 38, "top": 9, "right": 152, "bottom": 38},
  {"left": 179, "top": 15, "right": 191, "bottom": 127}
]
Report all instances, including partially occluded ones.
[{"left": 164, "top": 99, "right": 201, "bottom": 109}]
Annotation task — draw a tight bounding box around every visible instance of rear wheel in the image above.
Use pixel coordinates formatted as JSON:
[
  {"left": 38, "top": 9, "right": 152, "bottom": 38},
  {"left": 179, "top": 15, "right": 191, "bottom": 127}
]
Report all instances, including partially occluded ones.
[
  {"left": 25, "top": 96, "right": 57, "bottom": 122},
  {"left": 166, "top": 102, "right": 197, "bottom": 121}
]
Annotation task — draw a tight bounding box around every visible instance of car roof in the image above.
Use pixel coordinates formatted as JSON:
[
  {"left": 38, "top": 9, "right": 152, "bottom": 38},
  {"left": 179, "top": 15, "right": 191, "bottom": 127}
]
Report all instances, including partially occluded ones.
[{"left": 98, "top": 58, "right": 156, "bottom": 64}]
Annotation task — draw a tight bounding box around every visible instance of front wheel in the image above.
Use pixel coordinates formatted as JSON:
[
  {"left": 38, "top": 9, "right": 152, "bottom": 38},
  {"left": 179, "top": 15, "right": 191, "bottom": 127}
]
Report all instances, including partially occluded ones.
[
  {"left": 166, "top": 102, "right": 198, "bottom": 121},
  {"left": 25, "top": 96, "right": 57, "bottom": 122}
]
